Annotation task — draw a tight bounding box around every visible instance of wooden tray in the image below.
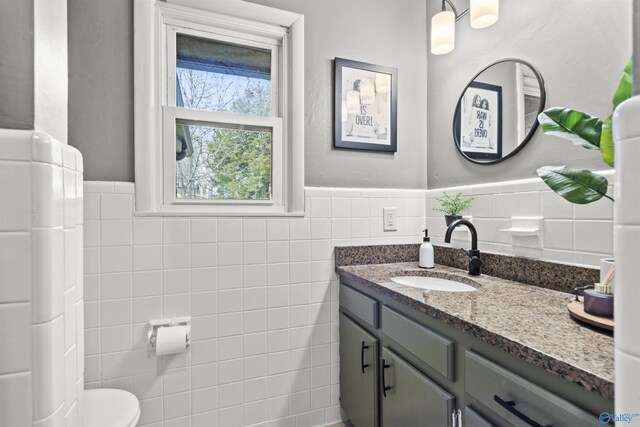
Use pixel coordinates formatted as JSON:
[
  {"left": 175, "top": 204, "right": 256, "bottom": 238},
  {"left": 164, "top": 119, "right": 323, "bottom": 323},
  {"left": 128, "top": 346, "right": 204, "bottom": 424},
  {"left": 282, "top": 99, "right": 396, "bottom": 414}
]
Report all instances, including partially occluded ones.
[{"left": 567, "top": 300, "right": 614, "bottom": 331}]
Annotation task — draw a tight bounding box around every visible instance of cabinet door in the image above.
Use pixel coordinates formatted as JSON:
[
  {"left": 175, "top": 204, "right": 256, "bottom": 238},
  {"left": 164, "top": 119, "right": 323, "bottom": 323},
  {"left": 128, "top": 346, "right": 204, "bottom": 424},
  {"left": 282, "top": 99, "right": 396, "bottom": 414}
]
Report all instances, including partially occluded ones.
[
  {"left": 381, "top": 347, "right": 455, "bottom": 427},
  {"left": 340, "top": 313, "right": 378, "bottom": 427}
]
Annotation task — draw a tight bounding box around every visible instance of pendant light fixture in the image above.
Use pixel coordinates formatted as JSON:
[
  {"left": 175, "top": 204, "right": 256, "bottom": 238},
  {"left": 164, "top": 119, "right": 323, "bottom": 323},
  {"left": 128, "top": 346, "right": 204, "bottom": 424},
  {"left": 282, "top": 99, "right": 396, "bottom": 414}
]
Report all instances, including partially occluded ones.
[
  {"left": 431, "top": 9, "right": 456, "bottom": 55},
  {"left": 470, "top": 0, "right": 499, "bottom": 28},
  {"left": 431, "top": 0, "right": 499, "bottom": 55}
]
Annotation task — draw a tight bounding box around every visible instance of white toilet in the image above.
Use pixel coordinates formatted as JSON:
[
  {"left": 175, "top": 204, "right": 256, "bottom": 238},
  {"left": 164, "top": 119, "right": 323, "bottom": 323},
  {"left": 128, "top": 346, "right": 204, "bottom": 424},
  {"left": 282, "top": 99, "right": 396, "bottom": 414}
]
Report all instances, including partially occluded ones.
[{"left": 83, "top": 388, "right": 141, "bottom": 427}]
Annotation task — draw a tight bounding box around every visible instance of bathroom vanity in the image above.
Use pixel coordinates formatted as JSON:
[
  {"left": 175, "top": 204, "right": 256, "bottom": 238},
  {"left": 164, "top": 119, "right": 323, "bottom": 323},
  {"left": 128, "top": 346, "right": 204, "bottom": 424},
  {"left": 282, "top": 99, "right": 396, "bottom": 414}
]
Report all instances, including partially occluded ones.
[{"left": 336, "top": 245, "right": 614, "bottom": 427}]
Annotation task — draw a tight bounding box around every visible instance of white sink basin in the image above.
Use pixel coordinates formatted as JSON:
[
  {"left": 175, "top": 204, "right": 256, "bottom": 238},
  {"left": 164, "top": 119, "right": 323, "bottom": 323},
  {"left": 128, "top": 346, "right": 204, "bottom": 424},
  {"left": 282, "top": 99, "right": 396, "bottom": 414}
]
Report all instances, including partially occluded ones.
[{"left": 390, "top": 276, "right": 477, "bottom": 292}]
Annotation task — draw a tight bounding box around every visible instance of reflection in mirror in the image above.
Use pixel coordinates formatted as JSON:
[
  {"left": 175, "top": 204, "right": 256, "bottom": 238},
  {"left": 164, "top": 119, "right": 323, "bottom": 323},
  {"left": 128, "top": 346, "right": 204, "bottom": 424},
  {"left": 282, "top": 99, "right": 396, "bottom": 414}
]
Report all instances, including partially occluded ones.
[{"left": 453, "top": 59, "right": 545, "bottom": 164}]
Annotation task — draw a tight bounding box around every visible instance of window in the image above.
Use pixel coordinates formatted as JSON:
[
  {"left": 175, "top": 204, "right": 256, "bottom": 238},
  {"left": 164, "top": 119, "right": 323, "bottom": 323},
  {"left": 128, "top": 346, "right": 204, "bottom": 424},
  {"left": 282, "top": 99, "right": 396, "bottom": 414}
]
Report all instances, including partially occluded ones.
[{"left": 134, "top": 0, "right": 304, "bottom": 215}]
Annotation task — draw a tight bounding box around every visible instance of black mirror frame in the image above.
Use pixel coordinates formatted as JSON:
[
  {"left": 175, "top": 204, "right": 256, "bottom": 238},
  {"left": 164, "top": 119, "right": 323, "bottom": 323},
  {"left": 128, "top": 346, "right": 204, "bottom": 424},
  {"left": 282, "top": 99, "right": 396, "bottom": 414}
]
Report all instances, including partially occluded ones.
[{"left": 452, "top": 58, "right": 546, "bottom": 165}]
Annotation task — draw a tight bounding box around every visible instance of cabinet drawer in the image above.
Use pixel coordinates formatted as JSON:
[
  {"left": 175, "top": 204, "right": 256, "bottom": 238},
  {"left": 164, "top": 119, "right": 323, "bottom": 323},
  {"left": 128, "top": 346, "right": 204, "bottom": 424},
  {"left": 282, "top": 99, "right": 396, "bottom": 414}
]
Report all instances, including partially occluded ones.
[
  {"left": 465, "top": 351, "right": 602, "bottom": 427},
  {"left": 381, "top": 306, "right": 454, "bottom": 380},
  {"left": 465, "top": 406, "right": 495, "bottom": 427},
  {"left": 340, "top": 284, "right": 378, "bottom": 328}
]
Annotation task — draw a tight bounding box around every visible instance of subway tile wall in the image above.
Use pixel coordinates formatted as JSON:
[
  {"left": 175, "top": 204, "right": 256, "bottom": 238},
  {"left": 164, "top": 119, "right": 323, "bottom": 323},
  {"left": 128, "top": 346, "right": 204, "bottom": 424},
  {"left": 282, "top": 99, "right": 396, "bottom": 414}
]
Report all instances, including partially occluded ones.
[
  {"left": 426, "top": 170, "right": 615, "bottom": 267},
  {"left": 83, "top": 171, "right": 613, "bottom": 426},
  {"left": 83, "top": 182, "right": 427, "bottom": 427},
  {"left": 0, "top": 130, "right": 84, "bottom": 426}
]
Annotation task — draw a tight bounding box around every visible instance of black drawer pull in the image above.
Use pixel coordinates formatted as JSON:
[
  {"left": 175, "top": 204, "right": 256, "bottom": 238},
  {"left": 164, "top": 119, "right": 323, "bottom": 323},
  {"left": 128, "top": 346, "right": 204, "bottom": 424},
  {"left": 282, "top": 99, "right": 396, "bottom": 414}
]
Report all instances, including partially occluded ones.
[
  {"left": 493, "top": 395, "right": 552, "bottom": 427},
  {"left": 381, "top": 358, "right": 391, "bottom": 397},
  {"left": 360, "top": 341, "right": 370, "bottom": 373}
]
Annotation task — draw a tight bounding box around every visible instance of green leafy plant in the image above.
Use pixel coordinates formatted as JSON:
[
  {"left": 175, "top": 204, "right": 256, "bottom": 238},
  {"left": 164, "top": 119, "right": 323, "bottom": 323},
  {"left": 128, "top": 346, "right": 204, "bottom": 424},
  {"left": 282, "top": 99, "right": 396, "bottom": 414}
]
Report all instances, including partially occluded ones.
[
  {"left": 433, "top": 192, "right": 473, "bottom": 216},
  {"left": 536, "top": 59, "right": 632, "bottom": 204}
]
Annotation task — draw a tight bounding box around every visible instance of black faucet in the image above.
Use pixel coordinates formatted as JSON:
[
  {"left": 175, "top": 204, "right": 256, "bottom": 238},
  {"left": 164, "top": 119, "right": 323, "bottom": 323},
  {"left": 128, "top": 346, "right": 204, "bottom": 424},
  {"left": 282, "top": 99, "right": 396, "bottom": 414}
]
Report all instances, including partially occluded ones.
[{"left": 444, "top": 219, "right": 482, "bottom": 276}]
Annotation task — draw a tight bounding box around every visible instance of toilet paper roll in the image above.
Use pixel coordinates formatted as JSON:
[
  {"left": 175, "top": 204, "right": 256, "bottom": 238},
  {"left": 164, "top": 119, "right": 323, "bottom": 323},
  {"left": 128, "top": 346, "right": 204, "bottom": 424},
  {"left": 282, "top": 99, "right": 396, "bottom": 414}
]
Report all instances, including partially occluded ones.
[{"left": 155, "top": 325, "right": 188, "bottom": 356}]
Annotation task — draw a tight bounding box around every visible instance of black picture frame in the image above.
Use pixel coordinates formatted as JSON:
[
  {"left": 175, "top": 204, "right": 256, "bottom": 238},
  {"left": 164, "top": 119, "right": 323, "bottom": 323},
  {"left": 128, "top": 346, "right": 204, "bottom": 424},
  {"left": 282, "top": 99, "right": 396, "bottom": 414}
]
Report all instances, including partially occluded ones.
[
  {"left": 334, "top": 58, "right": 397, "bottom": 152},
  {"left": 453, "top": 81, "right": 503, "bottom": 161}
]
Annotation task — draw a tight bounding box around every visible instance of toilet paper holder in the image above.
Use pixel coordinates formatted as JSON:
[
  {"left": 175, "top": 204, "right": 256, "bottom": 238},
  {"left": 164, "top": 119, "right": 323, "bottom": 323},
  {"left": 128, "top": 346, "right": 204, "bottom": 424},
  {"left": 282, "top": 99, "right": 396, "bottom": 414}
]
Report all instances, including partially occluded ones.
[{"left": 147, "top": 317, "right": 191, "bottom": 350}]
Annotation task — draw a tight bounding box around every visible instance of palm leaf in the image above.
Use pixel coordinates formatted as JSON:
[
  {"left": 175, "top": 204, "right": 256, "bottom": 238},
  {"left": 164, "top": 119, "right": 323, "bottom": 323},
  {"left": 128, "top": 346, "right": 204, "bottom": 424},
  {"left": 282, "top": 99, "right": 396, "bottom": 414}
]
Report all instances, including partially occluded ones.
[
  {"left": 537, "top": 166, "right": 612, "bottom": 204},
  {"left": 600, "top": 60, "right": 633, "bottom": 167},
  {"left": 613, "top": 59, "right": 633, "bottom": 109},
  {"left": 599, "top": 114, "right": 614, "bottom": 167},
  {"left": 538, "top": 107, "right": 602, "bottom": 149}
]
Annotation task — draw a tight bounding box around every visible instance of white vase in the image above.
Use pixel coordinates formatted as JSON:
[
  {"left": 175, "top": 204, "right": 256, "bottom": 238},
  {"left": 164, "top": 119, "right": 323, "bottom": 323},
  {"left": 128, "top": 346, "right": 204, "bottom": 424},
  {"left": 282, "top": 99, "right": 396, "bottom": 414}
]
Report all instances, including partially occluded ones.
[{"left": 600, "top": 258, "right": 615, "bottom": 291}]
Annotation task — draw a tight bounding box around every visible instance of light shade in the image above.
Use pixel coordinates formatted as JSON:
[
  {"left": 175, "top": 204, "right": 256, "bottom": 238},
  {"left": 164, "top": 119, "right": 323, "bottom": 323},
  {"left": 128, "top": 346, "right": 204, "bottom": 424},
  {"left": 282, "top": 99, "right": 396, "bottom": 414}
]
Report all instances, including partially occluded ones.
[
  {"left": 431, "top": 10, "right": 455, "bottom": 55},
  {"left": 470, "top": 0, "right": 499, "bottom": 29}
]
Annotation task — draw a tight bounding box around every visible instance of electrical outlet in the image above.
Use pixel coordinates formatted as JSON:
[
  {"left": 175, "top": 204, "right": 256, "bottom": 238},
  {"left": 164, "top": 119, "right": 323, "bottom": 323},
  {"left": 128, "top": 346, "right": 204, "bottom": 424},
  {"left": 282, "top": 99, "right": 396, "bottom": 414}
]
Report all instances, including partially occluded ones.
[{"left": 383, "top": 207, "right": 397, "bottom": 231}]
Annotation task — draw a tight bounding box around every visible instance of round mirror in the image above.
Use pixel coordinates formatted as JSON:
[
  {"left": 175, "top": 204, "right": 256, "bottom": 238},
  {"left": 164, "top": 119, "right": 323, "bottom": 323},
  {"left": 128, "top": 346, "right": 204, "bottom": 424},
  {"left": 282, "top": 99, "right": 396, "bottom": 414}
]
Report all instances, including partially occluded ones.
[{"left": 452, "top": 59, "right": 545, "bottom": 164}]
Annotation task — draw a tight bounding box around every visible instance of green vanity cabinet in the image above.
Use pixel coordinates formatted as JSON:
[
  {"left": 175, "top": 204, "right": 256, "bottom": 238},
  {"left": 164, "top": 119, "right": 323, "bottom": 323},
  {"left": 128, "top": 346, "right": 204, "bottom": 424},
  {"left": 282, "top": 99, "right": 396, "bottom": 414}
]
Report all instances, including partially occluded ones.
[
  {"left": 339, "top": 313, "right": 379, "bottom": 427},
  {"left": 339, "top": 279, "right": 613, "bottom": 427},
  {"left": 339, "top": 284, "right": 457, "bottom": 427},
  {"left": 380, "top": 347, "right": 455, "bottom": 427}
]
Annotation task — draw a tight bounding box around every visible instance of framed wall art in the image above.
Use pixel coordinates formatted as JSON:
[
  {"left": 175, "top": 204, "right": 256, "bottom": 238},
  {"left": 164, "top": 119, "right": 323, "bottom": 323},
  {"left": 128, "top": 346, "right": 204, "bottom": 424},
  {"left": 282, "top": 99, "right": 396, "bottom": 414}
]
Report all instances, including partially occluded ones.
[
  {"left": 334, "top": 58, "right": 398, "bottom": 152},
  {"left": 454, "top": 81, "right": 503, "bottom": 161}
]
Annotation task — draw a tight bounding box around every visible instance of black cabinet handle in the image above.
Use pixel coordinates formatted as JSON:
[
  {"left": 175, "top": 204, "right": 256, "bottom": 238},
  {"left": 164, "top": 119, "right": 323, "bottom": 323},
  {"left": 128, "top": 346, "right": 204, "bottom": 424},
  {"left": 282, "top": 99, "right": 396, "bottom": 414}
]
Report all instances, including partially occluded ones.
[
  {"left": 381, "top": 358, "right": 391, "bottom": 397},
  {"left": 360, "top": 341, "right": 370, "bottom": 374},
  {"left": 493, "top": 395, "right": 552, "bottom": 427}
]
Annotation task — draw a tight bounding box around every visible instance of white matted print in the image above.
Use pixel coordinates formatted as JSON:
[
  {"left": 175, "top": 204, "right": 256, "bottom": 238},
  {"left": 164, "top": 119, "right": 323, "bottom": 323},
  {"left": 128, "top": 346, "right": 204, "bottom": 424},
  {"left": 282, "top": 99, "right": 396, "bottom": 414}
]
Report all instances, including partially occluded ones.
[
  {"left": 334, "top": 58, "right": 397, "bottom": 152},
  {"left": 458, "top": 81, "right": 502, "bottom": 160}
]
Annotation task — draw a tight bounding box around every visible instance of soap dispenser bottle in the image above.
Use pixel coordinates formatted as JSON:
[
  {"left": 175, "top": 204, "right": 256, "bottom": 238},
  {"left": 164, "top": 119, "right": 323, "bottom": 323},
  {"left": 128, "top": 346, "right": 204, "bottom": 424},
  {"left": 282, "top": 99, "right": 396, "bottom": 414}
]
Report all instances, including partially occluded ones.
[{"left": 419, "top": 229, "right": 434, "bottom": 269}]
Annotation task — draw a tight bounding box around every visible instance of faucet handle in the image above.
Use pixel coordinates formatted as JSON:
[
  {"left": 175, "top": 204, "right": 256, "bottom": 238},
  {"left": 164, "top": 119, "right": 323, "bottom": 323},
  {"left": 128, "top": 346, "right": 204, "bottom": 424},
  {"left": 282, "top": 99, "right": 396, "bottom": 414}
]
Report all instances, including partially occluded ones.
[
  {"left": 469, "top": 254, "right": 482, "bottom": 276},
  {"left": 460, "top": 248, "right": 481, "bottom": 259},
  {"left": 470, "top": 255, "right": 482, "bottom": 267},
  {"left": 466, "top": 249, "right": 482, "bottom": 276}
]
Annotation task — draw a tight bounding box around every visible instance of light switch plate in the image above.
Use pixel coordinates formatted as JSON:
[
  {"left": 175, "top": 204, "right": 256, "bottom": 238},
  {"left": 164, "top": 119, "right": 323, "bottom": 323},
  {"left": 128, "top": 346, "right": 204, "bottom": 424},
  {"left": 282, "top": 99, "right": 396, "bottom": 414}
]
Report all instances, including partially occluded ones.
[{"left": 383, "top": 207, "right": 397, "bottom": 231}]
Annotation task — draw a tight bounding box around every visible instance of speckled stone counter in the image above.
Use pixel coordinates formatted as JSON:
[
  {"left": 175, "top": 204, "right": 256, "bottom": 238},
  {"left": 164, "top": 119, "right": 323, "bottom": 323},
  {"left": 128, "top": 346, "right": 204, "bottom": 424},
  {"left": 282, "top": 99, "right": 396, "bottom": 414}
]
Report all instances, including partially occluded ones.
[
  {"left": 336, "top": 261, "right": 614, "bottom": 400},
  {"left": 335, "top": 244, "right": 600, "bottom": 294}
]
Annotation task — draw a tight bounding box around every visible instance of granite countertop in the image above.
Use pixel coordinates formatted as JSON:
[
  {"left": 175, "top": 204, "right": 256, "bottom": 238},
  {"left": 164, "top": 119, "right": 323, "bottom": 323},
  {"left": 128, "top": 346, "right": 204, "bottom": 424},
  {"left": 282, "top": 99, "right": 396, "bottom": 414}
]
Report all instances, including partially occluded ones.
[{"left": 337, "top": 261, "right": 614, "bottom": 400}]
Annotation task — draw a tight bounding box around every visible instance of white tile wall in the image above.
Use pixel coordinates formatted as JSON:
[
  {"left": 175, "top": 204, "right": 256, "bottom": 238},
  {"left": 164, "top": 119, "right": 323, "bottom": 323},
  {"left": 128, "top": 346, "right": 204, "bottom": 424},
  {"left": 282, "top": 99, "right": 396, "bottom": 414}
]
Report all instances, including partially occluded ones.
[
  {"left": 0, "top": 129, "right": 84, "bottom": 426},
  {"left": 83, "top": 182, "right": 426, "bottom": 427},
  {"left": 426, "top": 171, "right": 615, "bottom": 267}
]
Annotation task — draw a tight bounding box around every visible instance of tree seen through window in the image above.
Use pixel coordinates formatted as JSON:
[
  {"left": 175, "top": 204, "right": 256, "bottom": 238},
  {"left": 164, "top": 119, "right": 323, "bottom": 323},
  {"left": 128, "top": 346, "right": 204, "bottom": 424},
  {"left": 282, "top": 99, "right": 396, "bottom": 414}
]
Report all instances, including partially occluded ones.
[{"left": 175, "top": 66, "right": 273, "bottom": 200}]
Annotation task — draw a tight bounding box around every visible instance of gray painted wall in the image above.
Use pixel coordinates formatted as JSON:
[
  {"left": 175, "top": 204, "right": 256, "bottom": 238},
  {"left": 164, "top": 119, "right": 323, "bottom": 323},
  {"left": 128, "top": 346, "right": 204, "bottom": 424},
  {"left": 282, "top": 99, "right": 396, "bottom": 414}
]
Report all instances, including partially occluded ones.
[
  {"left": 427, "top": 0, "right": 632, "bottom": 188},
  {"left": 68, "top": 0, "right": 134, "bottom": 181},
  {"left": 67, "top": 0, "right": 428, "bottom": 188},
  {"left": 0, "top": 0, "right": 34, "bottom": 130},
  {"left": 34, "top": 0, "right": 68, "bottom": 144},
  {"left": 245, "top": 0, "right": 428, "bottom": 189}
]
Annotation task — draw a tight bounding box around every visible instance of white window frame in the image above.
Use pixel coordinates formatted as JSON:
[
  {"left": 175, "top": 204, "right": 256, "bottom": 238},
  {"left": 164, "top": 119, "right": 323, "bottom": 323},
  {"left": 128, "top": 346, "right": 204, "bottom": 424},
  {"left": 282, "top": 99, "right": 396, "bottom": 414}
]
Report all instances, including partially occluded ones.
[{"left": 134, "top": 0, "right": 304, "bottom": 216}]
